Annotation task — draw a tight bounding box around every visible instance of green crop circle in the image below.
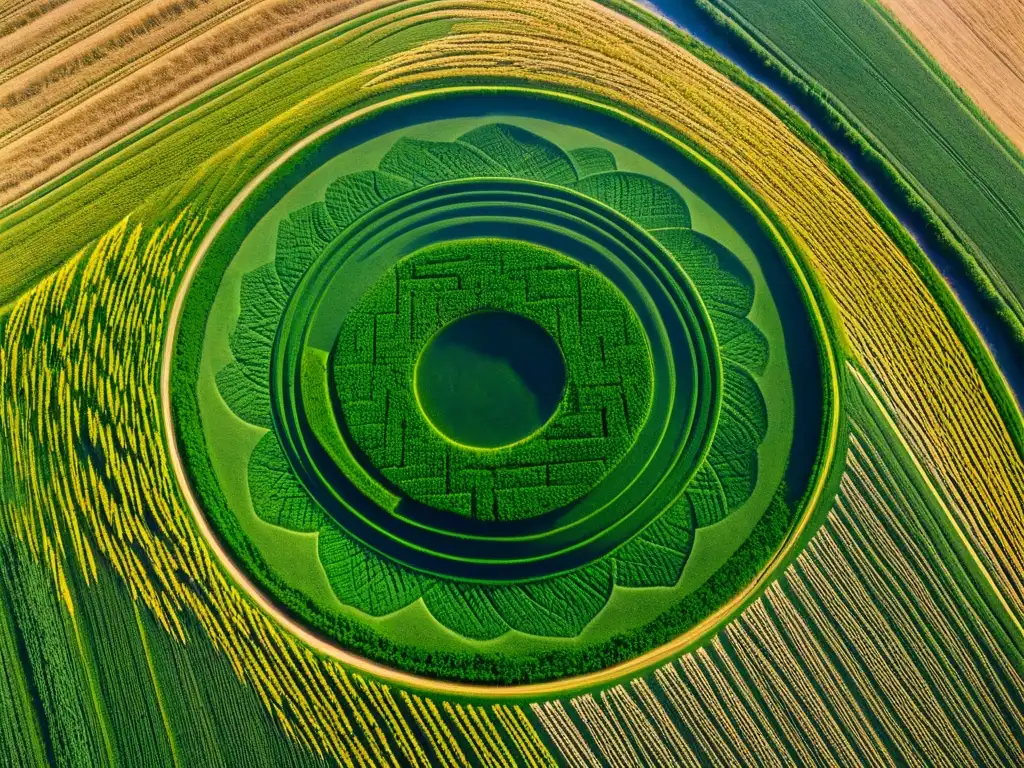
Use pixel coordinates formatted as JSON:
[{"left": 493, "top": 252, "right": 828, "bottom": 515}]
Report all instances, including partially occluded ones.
[
  {"left": 332, "top": 238, "right": 654, "bottom": 521},
  {"left": 273, "top": 175, "right": 716, "bottom": 581},
  {"left": 171, "top": 90, "right": 837, "bottom": 686}
]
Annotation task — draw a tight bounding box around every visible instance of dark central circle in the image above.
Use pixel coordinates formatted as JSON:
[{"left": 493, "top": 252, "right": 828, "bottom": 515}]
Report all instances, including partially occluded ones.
[{"left": 414, "top": 311, "right": 567, "bottom": 449}]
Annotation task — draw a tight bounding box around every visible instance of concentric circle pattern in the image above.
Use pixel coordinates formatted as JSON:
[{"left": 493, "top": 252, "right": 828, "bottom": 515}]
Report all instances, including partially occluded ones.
[
  {"left": 174, "top": 97, "right": 832, "bottom": 683},
  {"left": 9, "top": 0, "right": 1022, "bottom": 756}
]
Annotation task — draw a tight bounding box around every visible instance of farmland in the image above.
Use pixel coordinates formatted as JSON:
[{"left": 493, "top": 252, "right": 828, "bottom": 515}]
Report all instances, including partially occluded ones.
[
  {"left": 878, "top": 0, "right": 1024, "bottom": 152},
  {"left": 536, "top": 365, "right": 1024, "bottom": 764},
  {"left": 690, "top": 0, "right": 1024, "bottom": 363},
  {"left": 0, "top": 0, "right": 390, "bottom": 206},
  {"left": 1, "top": 0, "right": 1023, "bottom": 764},
  {"left": 171, "top": 107, "right": 827, "bottom": 682}
]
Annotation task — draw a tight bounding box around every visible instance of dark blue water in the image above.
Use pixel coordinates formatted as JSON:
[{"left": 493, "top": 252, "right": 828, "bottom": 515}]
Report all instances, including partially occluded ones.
[{"left": 641, "top": 0, "right": 1024, "bottom": 406}]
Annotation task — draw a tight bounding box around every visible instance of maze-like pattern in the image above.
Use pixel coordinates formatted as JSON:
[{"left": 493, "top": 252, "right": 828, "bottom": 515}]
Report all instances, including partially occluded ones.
[{"left": 334, "top": 240, "right": 652, "bottom": 521}]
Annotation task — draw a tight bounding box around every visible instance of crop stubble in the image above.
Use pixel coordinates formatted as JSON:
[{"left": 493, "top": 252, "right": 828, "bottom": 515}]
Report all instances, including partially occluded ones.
[
  {"left": 878, "top": 0, "right": 1024, "bottom": 152},
  {"left": 0, "top": 0, "right": 397, "bottom": 205}
]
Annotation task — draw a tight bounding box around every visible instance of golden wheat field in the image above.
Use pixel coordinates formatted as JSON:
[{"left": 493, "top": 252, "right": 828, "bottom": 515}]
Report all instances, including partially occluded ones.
[{"left": 878, "top": 0, "right": 1024, "bottom": 152}]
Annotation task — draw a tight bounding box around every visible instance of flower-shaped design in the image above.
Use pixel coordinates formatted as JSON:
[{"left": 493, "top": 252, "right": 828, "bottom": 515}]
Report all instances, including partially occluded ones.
[{"left": 218, "top": 123, "right": 769, "bottom": 639}]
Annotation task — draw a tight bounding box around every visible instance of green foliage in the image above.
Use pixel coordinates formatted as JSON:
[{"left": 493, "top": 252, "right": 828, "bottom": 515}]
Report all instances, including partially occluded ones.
[
  {"left": 248, "top": 434, "right": 323, "bottom": 532},
  {"left": 573, "top": 171, "right": 693, "bottom": 229},
  {"left": 655, "top": 230, "right": 769, "bottom": 527},
  {"left": 67, "top": 564, "right": 177, "bottom": 766},
  {"left": 569, "top": 147, "right": 618, "bottom": 177},
  {"left": 422, "top": 582, "right": 510, "bottom": 641},
  {"left": 323, "top": 171, "right": 414, "bottom": 232},
  {"left": 380, "top": 137, "right": 505, "bottom": 185},
  {"left": 318, "top": 526, "right": 422, "bottom": 617},
  {"left": 459, "top": 123, "right": 579, "bottom": 185},
  {"left": 658, "top": 229, "right": 767, "bottom": 373},
  {"left": 614, "top": 499, "right": 694, "bottom": 587},
  {"left": 0, "top": 528, "right": 321, "bottom": 767},
  {"left": 0, "top": 534, "right": 109, "bottom": 766},
  {"left": 270, "top": 486, "right": 793, "bottom": 683},
  {"left": 0, "top": 547, "right": 48, "bottom": 766},
  {"left": 199, "top": 120, "right": 785, "bottom": 669},
  {"left": 216, "top": 264, "right": 287, "bottom": 430},
  {"left": 300, "top": 348, "right": 399, "bottom": 512},
  {"left": 333, "top": 238, "right": 654, "bottom": 522},
  {"left": 275, "top": 203, "right": 339, "bottom": 293},
  {"left": 488, "top": 563, "right": 614, "bottom": 637},
  {"left": 381, "top": 123, "right": 579, "bottom": 187}
]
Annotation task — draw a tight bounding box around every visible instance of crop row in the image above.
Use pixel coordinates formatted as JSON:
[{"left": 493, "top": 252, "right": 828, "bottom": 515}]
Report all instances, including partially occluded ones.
[
  {"left": 0, "top": 0, "right": 394, "bottom": 208},
  {"left": 537, "top": 368, "right": 1024, "bottom": 765},
  {"left": 0, "top": 215, "right": 556, "bottom": 764},
  {"left": 699, "top": 0, "right": 1024, "bottom": 337}
]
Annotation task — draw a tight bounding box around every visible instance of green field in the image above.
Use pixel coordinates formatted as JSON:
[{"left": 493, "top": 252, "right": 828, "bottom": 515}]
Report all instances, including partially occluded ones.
[
  {"left": 171, "top": 105, "right": 833, "bottom": 683},
  {"left": 3, "top": 0, "right": 1023, "bottom": 763},
  {"left": 697, "top": 0, "right": 1024, "bottom": 346}
]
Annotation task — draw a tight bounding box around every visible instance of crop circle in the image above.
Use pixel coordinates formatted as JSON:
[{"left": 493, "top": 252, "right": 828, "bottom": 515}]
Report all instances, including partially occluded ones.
[{"left": 170, "top": 90, "right": 837, "bottom": 686}]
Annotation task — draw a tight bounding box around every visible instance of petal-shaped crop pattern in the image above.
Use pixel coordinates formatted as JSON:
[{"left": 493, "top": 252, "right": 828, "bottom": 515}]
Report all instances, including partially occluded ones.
[{"left": 218, "top": 123, "right": 770, "bottom": 639}]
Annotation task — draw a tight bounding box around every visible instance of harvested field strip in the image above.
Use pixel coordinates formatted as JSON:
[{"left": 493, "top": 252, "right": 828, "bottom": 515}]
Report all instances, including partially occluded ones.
[
  {"left": 0, "top": 213, "right": 554, "bottom": 763},
  {"left": 1, "top": 0, "right": 271, "bottom": 140},
  {"left": 875, "top": 0, "right": 1024, "bottom": 154},
  {"left": 0, "top": 0, "right": 393, "bottom": 205},
  {"left": 531, "top": 701, "right": 602, "bottom": 767},
  {"left": 537, "top": 365, "right": 1024, "bottom": 765},
  {"left": 491, "top": 705, "right": 556, "bottom": 768},
  {"left": 0, "top": 0, "right": 155, "bottom": 82}
]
